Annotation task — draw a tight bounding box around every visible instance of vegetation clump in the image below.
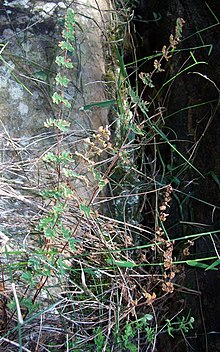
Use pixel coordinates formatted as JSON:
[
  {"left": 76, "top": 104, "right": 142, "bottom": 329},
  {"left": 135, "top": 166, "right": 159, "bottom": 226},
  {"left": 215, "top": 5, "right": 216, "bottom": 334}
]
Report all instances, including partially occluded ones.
[{"left": 0, "top": 3, "right": 219, "bottom": 352}]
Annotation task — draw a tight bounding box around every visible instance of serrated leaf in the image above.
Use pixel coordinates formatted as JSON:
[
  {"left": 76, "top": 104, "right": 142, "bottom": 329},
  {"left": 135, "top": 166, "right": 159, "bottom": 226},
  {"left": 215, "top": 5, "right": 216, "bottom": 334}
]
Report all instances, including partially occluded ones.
[
  {"left": 59, "top": 151, "right": 72, "bottom": 162},
  {"left": 139, "top": 72, "right": 154, "bottom": 88},
  {"left": 42, "top": 152, "right": 58, "bottom": 163},
  {"left": 21, "top": 271, "right": 32, "bottom": 282},
  {"left": 55, "top": 56, "right": 73, "bottom": 68},
  {"left": 59, "top": 40, "right": 75, "bottom": 52},
  {"left": 52, "top": 92, "right": 71, "bottom": 108},
  {"left": 38, "top": 216, "right": 54, "bottom": 229},
  {"left": 44, "top": 227, "right": 56, "bottom": 239},
  {"left": 55, "top": 73, "right": 71, "bottom": 87},
  {"left": 44, "top": 118, "right": 70, "bottom": 133},
  {"left": 41, "top": 189, "right": 62, "bottom": 199},
  {"left": 52, "top": 203, "right": 65, "bottom": 215},
  {"left": 61, "top": 226, "right": 71, "bottom": 239}
]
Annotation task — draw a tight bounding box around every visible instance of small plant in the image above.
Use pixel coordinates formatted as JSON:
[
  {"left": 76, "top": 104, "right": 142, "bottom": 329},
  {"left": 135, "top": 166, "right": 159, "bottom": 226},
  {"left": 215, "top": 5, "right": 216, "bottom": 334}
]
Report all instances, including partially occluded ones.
[
  {"left": 166, "top": 315, "right": 195, "bottom": 338},
  {"left": 31, "top": 9, "right": 79, "bottom": 298}
]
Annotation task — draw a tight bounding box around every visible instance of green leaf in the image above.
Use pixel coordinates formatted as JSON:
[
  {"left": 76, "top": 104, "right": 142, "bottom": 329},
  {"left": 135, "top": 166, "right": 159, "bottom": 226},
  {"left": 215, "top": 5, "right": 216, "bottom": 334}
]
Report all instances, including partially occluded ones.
[
  {"left": 60, "top": 225, "right": 71, "bottom": 239},
  {"left": 44, "top": 227, "right": 56, "bottom": 239},
  {"left": 128, "top": 123, "right": 145, "bottom": 136},
  {"left": 41, "top": 189, "right": 62, "bottom": 199},
  {"left": 55, "top": 73, "right": 71, "bottom": 87},
  {"left": 186, "top": 260, "right": 218, "bottom": 270},
  {"left": 59, "top": 151, "right": 72, "bottom": 163},
  {"left": 52, "top": 92, "right": 71, "bottom": 108},
  {"left": 33, "top": 70, "right": 48, "bottom": 81},
  {"left": 62, "top": 29, "right": 75, "bottom": 41},
  {"left": 209, "top": 171, "right": 220, "bottom": 188},
  {"left": 58, "top": 256, "right": 65, "bottom": 277},
  {"left": 166, "top": 319, "right": 174, "bottom": 338},
  {"left": 59, "top": 40, "right": 75, "bottom": 52},
  {"left": 145, "top": 314, "right": 154, "bottom": 321},
  {"left": 42, "top": 152, "right": 58, "bottom": 163},
  {"left": 94, "top": 327, "right": 105, "bottom": 352},
  {"left": 66, "top": 8, "right": 75, "bottom": 29},
  {"left": 106, "top": 259, "right": 136, "bottom": 268},
  {"left": 139, "top": 72, "right": 154, "bottom": 88},
  {"left": 115, "top": 46, "right": 127, "bottom": 78},
  {"left": 52, "top": 203, "right": 66, "bottom": 215},
  {"left": 172, "top": 176, "right": 181, "bottom": 186},
  {"left": 21, "top": 271, "right": 32, "bottom": 283},
  {"left": 22, "top": 298, "right": 39, "bottom": 313},
  {"left": 68, "top": 237, "right": 76, "bottom": 251},
  {"left": 80, "top": 99, "right": 115, "bottom": 111},
  {"left": 43, "top": 151, "right": 72, "bottom": 164},
  {"left": 55, "top": 56, "right": 73, "bottom": 69},
  {"left": 124, "top": 322, "right": 135, "bottom": 338},
  {"left": 28, "top": 256, "right": 41, "bottom": 270},
  {"left": 205, "top": 259, "right": 220, "bottom": 271},
  {"left": 99, "top": 179, "right": 107, "bottom": 190},
  {"left": 60, "top": 183, "right": 74, "bottom": 197},
  {"left": 80, "top": 204, "right": 91, "bottom": 218},
  {"left": 44, "top": 118, "right": 70, "bottom": 133},
  {"left": 38, "top": 216, "right": 54, "bottom": 229}
]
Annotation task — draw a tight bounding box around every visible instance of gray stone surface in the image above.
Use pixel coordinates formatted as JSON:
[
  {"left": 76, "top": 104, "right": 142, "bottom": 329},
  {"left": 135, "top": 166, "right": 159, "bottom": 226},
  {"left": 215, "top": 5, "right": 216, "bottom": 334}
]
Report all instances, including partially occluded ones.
[
  {"left": 0, "top": 0, "right": 112, "bottom": 228},
  {"left": 0, "top": 0, "right": 111, "bottom": 138}
]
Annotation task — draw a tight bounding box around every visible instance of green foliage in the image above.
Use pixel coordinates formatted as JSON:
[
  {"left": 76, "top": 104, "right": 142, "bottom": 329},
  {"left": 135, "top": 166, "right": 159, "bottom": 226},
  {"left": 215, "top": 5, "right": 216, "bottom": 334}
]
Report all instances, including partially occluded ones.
[
  {"left": 52, "top": 91, "right": 71, "bottom": 107},
  {"left": 122, "top": 322, "right": 137, "bottom": 352},
  {"left": 1, "top": 4, "right": 217, "bottom": 352},
  {"left": 55, "top": 72, "right": 71, "bottom": 87},
  {"left": 44, "top": 119, "right": 70, "bottom": 133},
  {"left": 94, "top": 327, "right": 106, "bottom": 352},
  {"left": 106, "top": 258, "right": 136, "bottom": 268},
  {"left": 186, "top": 259, "right": 219, "bottom": 270},
  {"left": 42, "top": 151, "right": 72, "bottom": 164},
  {"left": 59, "top": 40, "right": 75, "bottom": 52},
  {"left": 55, "top": 55, "right": 74, "bottom": 68},
  {"left": 166, "top": 315, "right": 194, "bottom": 337},
  {"left": 79, "top": 203, "right": 91, "bottom": 218},
  {"left": 139, "top": 72, "right": 155, "bottom": 88},
  {"left": 81, "top": 99, "right": 116, "bottom": 111},
  {"left": 8, "top": 297, "right": 39, "bottom": 314}
]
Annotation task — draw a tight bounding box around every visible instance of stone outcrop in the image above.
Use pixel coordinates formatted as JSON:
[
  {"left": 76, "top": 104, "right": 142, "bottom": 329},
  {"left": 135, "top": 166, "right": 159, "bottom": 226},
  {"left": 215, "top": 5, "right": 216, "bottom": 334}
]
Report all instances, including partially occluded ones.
[
  {"left": 0, "top": 0, "right": 112, "bottom": 229},
  {"left": 0, "top": 0, "right": 111, "bottom": 137}
]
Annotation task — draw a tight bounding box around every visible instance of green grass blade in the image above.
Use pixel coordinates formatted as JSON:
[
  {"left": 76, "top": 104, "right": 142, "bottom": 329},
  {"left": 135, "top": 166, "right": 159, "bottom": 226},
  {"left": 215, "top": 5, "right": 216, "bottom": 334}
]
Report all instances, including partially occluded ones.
[{"left": 80, "top": 99, "right": 116, "bottom": 111}]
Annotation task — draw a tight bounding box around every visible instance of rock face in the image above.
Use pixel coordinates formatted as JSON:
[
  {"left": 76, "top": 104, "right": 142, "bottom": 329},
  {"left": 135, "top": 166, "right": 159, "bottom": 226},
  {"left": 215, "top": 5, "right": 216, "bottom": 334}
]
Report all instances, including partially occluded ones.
[
  {"left": 0, "top": 0, "right": 112, "bottom": 228},
  {"left": 0, "top": 2, "right": 113, "bottom": 329},
  {"left": 0, "top": 0, "right": 110, "bottom": 138}
]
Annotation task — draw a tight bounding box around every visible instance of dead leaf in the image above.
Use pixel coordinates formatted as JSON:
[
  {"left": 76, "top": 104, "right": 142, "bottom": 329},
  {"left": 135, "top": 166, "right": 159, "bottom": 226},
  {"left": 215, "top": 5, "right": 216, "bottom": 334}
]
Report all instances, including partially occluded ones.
[{"left": 162, "top": 281, "right": 174, "bottom": 293}]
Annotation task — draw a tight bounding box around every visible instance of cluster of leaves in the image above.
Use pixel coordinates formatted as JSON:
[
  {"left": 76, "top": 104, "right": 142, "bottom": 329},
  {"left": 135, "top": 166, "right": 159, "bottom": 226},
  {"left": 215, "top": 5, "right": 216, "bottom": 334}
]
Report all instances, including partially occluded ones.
[
  {"left": 38, "top": 9, "right": 78, "bottom": 253},
  {"left": 90, "top": 314, "right": 194, "bottom": 352}
]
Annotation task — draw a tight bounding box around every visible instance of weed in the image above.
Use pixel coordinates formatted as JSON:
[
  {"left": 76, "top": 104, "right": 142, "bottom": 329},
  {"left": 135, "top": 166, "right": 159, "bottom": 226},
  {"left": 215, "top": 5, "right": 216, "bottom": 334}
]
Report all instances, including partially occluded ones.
[{"left": 0, "top": 3, "right": 219, "bottom": 352}]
